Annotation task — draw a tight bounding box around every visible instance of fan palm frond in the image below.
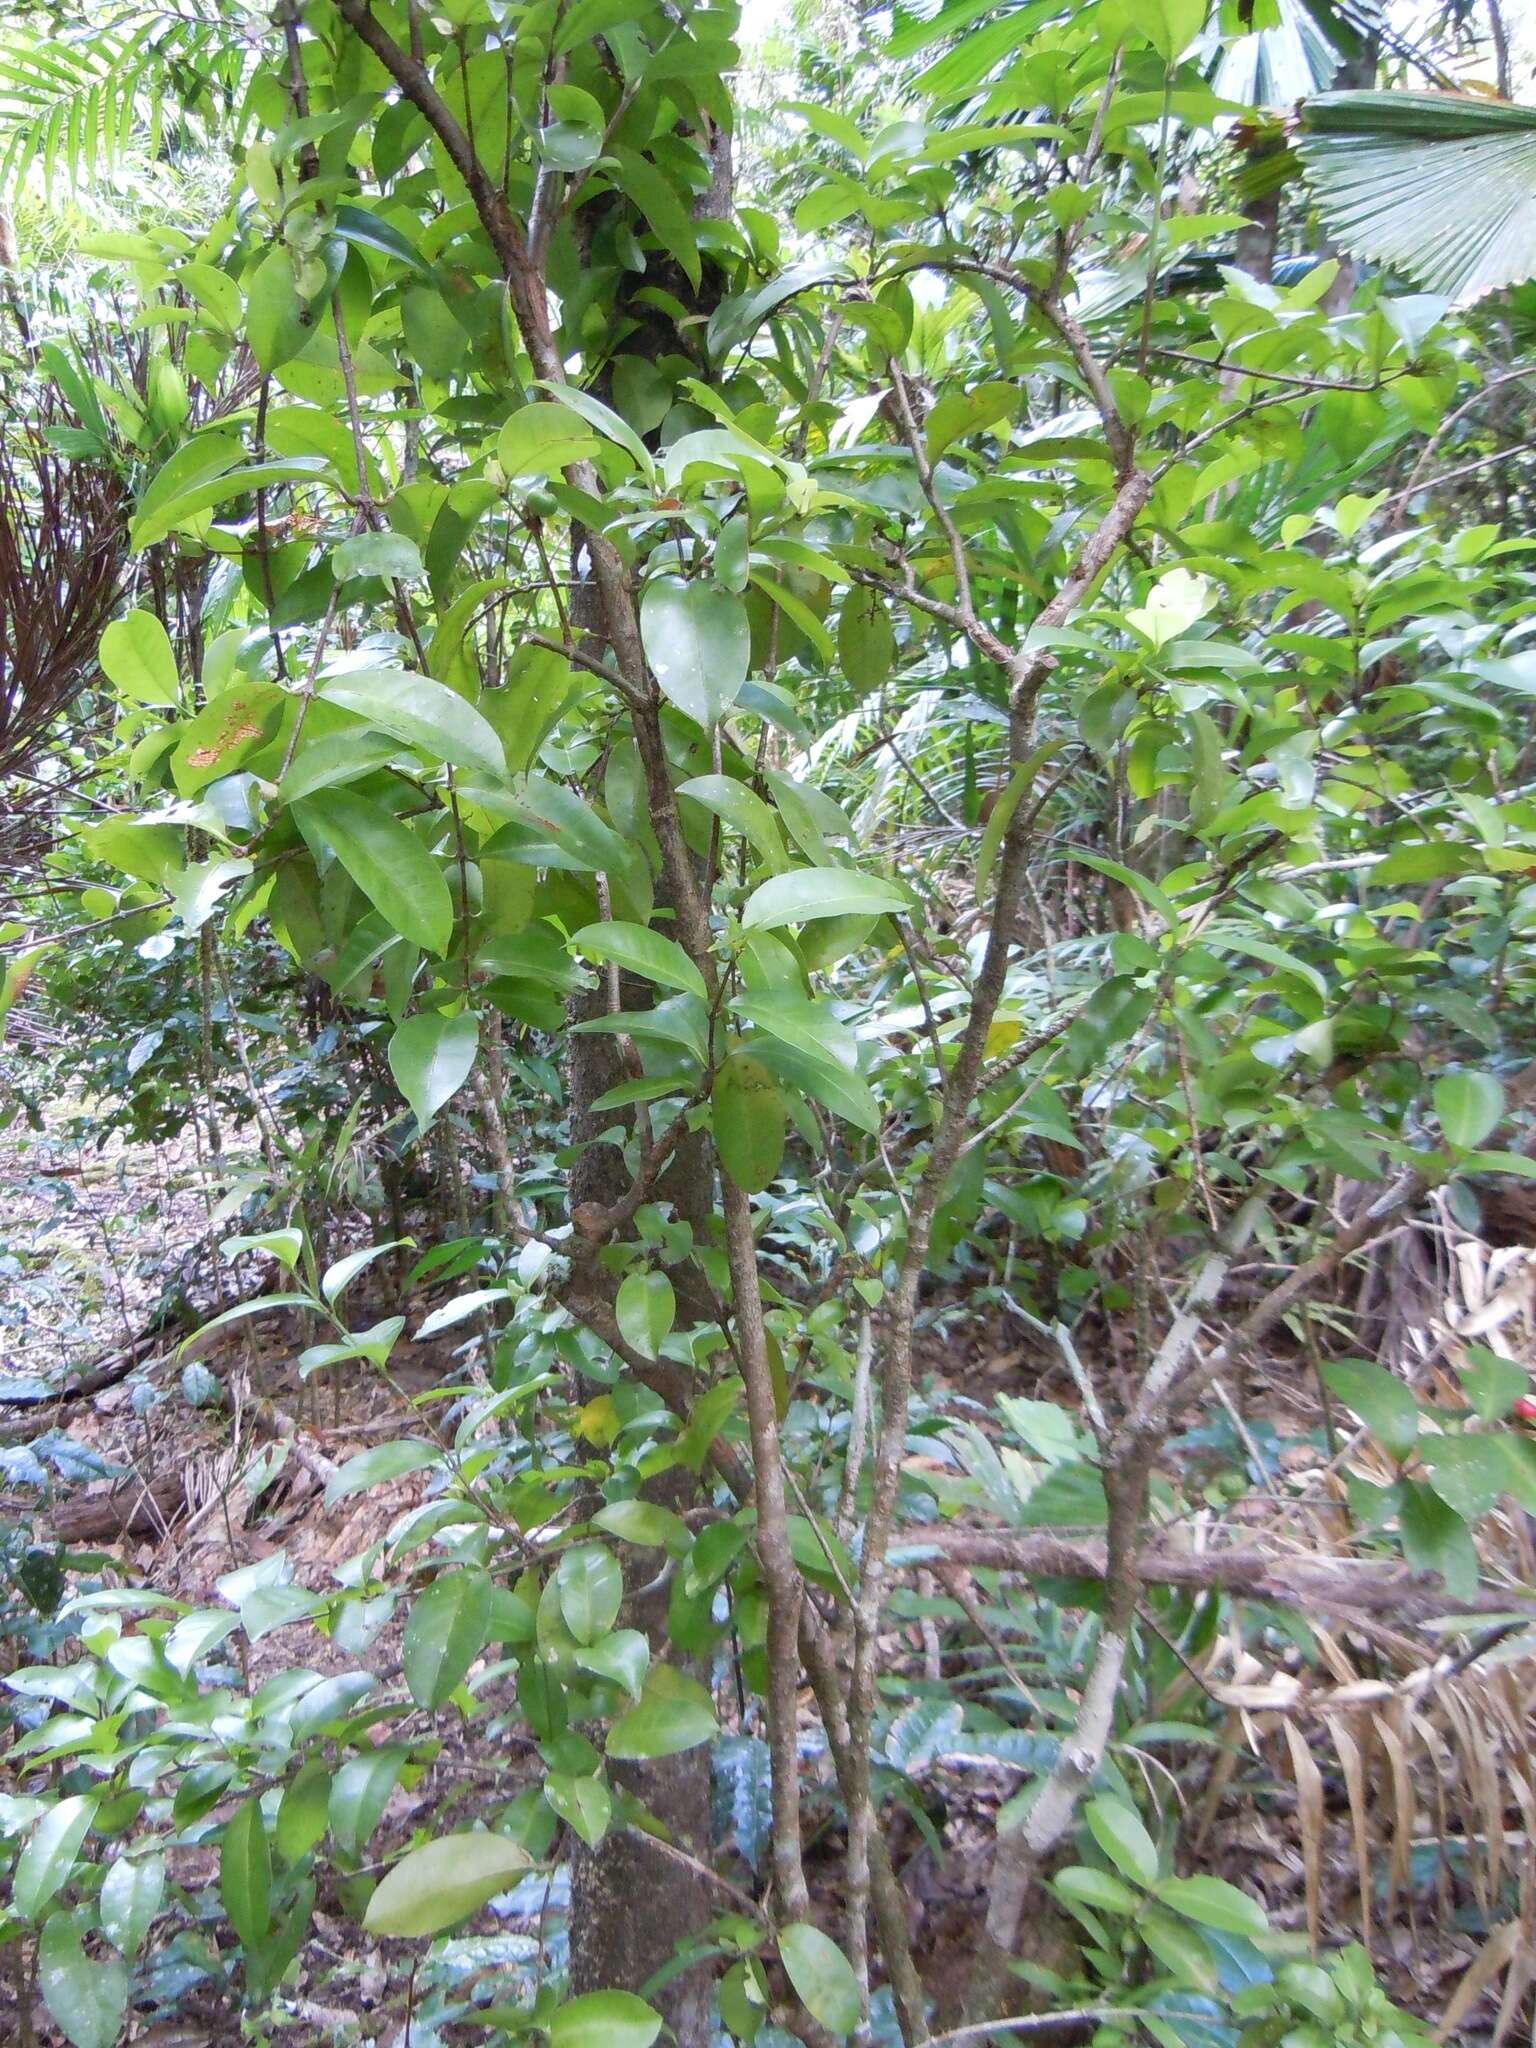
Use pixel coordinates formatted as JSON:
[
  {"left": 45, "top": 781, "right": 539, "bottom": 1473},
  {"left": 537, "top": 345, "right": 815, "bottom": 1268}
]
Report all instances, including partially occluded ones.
[{"left": 1298, "top": 90, "right": 1536, "bottom": 307}]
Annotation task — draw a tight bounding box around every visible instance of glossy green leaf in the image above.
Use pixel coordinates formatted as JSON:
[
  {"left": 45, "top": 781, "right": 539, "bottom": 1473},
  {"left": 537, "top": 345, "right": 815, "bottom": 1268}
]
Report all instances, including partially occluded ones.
[
  {"left": 779, "top": 1922, "right": 861, "bottom": 2035},
  {"left": 616, "top": 1269, "right": 676, "bottom": 1360},
  {"left": 1155, "top": 1873, "right": 1269, "bottom": 1936},
  {"left": 389, "top": 1009, "right": 480, "bottom": 1133},
  {"left": 318, "top": 668, "right": 505, "bottom": 779},
  {"left": 640, "top": 576, "right": 750, "bottom": 727},
  {"left": 549, "top": 1990, "right": 663, "bottom": 2048},
  {"left": 497, "top": 402, "right": 599, "bottom": 478},
  {"left": 1322, "top": 1361, "right": 1419, "bottom": 1462},
  {"left": 556, "top": 1543, "right": 623, "bottom": 1646},
  {"left": 364, "top": 1832, "right": 531, "bottom": 1937},
  {"left": 293, "top": 789, "right": 453, "bottom": 955},
  {"left": 1083, "top": 1795, "right": 1158, "bottom": 1887},
  {"left": 607, "top": 1663, "right": 718, "bottom": 1758},
  {"left": 837, "top": 586, "right": 895, "bottom": 694},
  {"left": 39, "top": 1913, "right": 127, "bottom": 2048},
  {"left": 569, "top": 920, "right": 706, "bottom": 998},
  {"left": 99, "top": 610, "right": 178, "bottom": 706},
  {"left": 99, "top": 1851, "right": 164, "bottom": 1958},
  {"left": 276, "top": 1759, "right": 332, "bottom": 1862},
  {"left": 220, "top": 1798, "right": 271, "bottom": 1951},
  {"left": 15, "top": 1796, "right": 96, "bottom": 1921},
  {"left": 1434, "top": 1070, "right": 1504, "bottom": 1151},
  {"left": 403, "top": 1566, "right": 493, "bottom": 1708},
  {"left": 742, "top": 867, "right": 911, "bottom": 931},
  {"left": 713, "top": 1052, "right": 787, "bottom": 1193},
  {"left": 545, "top": 1772, "right": 612, "bottom": 1846}
]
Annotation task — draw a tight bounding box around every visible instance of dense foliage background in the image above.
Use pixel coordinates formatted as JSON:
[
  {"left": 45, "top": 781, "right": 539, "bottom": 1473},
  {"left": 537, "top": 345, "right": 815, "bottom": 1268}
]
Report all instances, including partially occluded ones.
[{"left": 3, "top": 0, "right": 1536, "bottom": 2044}]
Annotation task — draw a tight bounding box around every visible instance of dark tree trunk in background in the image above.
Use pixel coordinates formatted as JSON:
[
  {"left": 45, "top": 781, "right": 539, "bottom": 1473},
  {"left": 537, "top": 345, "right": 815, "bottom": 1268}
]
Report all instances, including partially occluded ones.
[{"left": 561, "top": 118, "right": 734, "bottom": 2048}]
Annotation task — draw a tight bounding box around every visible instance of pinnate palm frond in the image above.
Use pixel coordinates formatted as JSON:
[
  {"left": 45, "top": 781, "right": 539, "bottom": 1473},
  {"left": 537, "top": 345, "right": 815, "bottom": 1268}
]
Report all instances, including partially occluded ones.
[
  {"left": 0, "top": 10, "right": 245, "bottom": 196},
  {"left": 1298, "top": 89, "right": 1536, "bottom": 307}
]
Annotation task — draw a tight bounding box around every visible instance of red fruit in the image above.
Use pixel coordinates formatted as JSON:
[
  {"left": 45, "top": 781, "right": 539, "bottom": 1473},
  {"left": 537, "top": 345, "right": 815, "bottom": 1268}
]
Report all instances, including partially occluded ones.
[{"left": 1513, "top": 1396, "right": 1536, "bottom": 1424}]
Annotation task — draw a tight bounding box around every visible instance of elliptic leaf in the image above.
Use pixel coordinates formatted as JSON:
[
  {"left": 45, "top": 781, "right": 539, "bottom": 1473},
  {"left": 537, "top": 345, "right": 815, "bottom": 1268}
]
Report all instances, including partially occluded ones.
[
  {"left": 389, "top": 1009, "right": 480, "bottom": 1132},
  {"left": 14, "top": 1797, "right": 97, "bottom": 1921},
  {"left": 549, "top": 1990, "right": 663, "bottom": 2048},
  {"left": 570, "top": 920, "right": 706, "bottom": 999},
  {"left": 99, "top": 610, "right": 178, "bottom": 706},
  {"left": 742, "top": 868, "right": 912, "bottom": 931},
  {"left": 363, "top": 1833, "right": 531, "bottom": 1937},
  {"left": 403, "top": 1566, "right": 493, "bottom": 1708},
  {"left": 713, "top": 1053, "right": 787, "bottom": 1193},
  {"left": 1434, "top": 1070, "right": 1504, "bottom": 1151},
  {"left": 616, "top": 1269, "right": 676, "bottom": 1360},
  {"left": 39, "top": 1913, "right": 127, "bottom": 2048},
  {"left": 779, "top": 1922, "right": 861, "bottom": 2035},
  {"left": 1083, "top": 1795, "right": 1158, "bottom": 1887},
  {"left": 640, "top": 576, "right": 750, "bottom": 727},
  {"left": 293, "top": 789, "right": 453, "bottom": 954},
  {"left": 220, "top": 1798, "right": 272, "bottom": 1951},
  {"left": 319, "top": 668, "right": 505, "bottom": 779}
]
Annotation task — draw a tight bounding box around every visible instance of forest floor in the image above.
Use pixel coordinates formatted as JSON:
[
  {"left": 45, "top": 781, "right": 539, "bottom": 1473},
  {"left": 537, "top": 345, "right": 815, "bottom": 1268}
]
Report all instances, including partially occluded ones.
[{"left": 1, "top": 1098, "right": 1532, "bottom": 2043}]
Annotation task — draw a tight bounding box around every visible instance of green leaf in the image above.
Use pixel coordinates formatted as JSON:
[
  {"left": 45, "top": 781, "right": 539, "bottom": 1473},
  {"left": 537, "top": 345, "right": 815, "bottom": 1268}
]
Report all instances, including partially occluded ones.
[
  {"left": 363, "top": 1833, "right": 531, "bottom": 1937},
  {"left": 276, "top": 1760, "right": 332, "bottom": 1862},
  {"left": 99, "top": 1852, "right": 164, "bottom": 1958},
  {"left": 39, "top": 1913, "right": 127, "bottom": 2048},
  {"left": 556, "top": 1544, "right": 623, "bottom": 1646},
  {"left": 741, "top": 867, "right": 912, "bottom": 931},
  {"left": 319, "top": 668, "right": 506, "bottom": 779},
  {"left": 293, "top": 789, "right": 453, "bottom": 954},
  {"left": 678, "top": 773, "right": 788, "bottom": 866},
  {"left": 1139, "top": 1906, "right": 1217, "bottom": 1994},
  {"left": 545, "top": 1772, "right": 612, "bottom": 1847},
  {"left": 1054, "top": 1865, "right": 1139, "bottom": 1914},
  {"left": 130, "top": 456, "right": 330, "bottom": 551},
  {"left": 15, "top": 1796, "right": 96, "bottom": 1921},
  {"left": 616, "top": 1269, "right": 676, "bottom": 1360},
  {"left": 389, "top": 1010, "right": 480, "bottom": 1133},
  {"left": 1424, "top": 1434, "right": 1510, "bottom": 1522},
  {"left": 533, "top": 379, "right": 656, "bottom": 475},
  {"left": 569, "top": 920, "right": 706, "bottom": 999},
  {"left": 220, "top": 1798, "right": 272, "bottom": 1950},
  {"left": 99, "top": 610, "right": 178, "bottom": 706},
  {"left": 325, "top": 1438, "right": 445, "bottom": 1506},
  {"left": 608, "top": 145, "right": 700, "bottom": 289},
  {"left": 713, "top": 1052, "right": 787, "bottom": 1193},
  {"left": 779, "top": 1922, "right": 861, "bottom": 2035},
  {"left": 329, "top": 1746, "right": 409, "bottom": 1857},
  {"left": 1322, "top": 1361, "right": 1419, "bottom": 1462},
  {"left": 1458, "top": 1344, "right": 1528, "bottom": 1424},
  {"left": 1083, "top": 1796, "right": 1158, "bottom": 1887},
  {"left": 332, "top": 530, "right": 425, "bottom": 584},
  {"left": 924, "top": 380, "right": 1016, "bottom": 463},
  {"left": 1434, "top": 1071, "right": 1504, "bottom": 1151},
  {"left": 593, "top": 1500, "right": 690, "bottom": 1552},
  {"left": 640, "top": 576, "right": 750, "bottom": 727},
  {"left": 607, "top": 1663, "right": 718, "bottom": 1758},
  {"left": 574, "top": 1627, "right": 649, "bottom": 1697},
  {"left": 170, "top": 683, "right": 286, "bottom": 796},
  {"left": 837, "top": 587, "right": 895, "bottom": 695},
  {"left": 549, "top": 1990, "right": 663, "bottom": 2048},
  {"left": 322, "top": 1240, "right": 412, "bottom": 1305},
  {"left": 750, "top": 1035, "right": 881, "bottom": 1136},
  {"left": 403, "top": 1566, "right": 493, "bottom": 1708},
  {"left": 1398, "top": 1479, "right": 1478, "bottom": 1600},
  {"left": 1155, "top": 1873, "right": 1269, "bottom": 1936},
  {"left": 497, "top": 402, "right": 599, "bottom": 478}
]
